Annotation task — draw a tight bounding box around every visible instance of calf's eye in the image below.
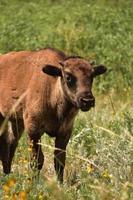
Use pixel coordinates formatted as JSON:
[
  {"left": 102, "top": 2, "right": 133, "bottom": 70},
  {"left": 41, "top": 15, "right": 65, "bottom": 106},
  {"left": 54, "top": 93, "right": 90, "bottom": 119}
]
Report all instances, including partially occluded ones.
[
  {"left": 66, "top": 74, "right": 72, "bottom": 83},
  {"left": 65, "top": 73, "right": 76, "bottom": 88}
]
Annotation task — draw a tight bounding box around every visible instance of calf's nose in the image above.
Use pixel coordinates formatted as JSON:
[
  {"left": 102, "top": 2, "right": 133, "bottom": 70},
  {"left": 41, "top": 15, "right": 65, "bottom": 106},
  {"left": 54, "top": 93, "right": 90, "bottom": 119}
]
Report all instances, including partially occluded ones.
[{"left": 79, "top": 96, "right": 95, "bottom": 107}]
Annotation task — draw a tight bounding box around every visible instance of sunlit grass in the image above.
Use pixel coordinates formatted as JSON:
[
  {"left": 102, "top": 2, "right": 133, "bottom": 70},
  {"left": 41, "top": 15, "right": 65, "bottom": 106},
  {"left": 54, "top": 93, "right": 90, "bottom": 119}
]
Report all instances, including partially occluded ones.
[
  {"left": 0, "top": 92, "right": 132, "bottom": 200},
  {"left": 0, "top": 0, "right": 133, "bottom": 199}
]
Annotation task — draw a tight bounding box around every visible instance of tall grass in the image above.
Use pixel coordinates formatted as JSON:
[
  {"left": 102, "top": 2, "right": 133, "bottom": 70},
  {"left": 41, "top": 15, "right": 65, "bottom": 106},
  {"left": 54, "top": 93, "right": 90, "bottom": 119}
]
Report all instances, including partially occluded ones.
[
  {"left": 0, "top": 0, "right": 133, "bottom": 92},
  {"left": 0, "top": 0, "right": 133, "bottom": 199}
]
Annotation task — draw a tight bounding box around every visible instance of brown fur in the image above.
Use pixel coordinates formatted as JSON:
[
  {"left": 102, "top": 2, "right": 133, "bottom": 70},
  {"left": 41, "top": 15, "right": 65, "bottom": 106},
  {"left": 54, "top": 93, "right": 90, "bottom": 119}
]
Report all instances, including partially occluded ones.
[{"left": 0, "top": 48, "right": 106, "bottom": 182}]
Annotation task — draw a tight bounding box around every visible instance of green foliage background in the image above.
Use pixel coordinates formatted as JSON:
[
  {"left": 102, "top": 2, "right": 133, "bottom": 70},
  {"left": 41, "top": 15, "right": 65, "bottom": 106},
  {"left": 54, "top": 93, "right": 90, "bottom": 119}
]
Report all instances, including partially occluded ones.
[
  {"left": 0, "top": 0, "right": 133, "bottom": 92},
  {"left": 0, "top": 0, "right": 133, "bottom": 199}
]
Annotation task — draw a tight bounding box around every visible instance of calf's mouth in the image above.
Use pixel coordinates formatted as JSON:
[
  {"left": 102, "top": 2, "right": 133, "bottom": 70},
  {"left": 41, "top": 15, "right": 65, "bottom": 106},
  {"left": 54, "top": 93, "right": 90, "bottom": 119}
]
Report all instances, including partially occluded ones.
[{"left": 77, "top": 96, "right": 95, "bottom": 112}]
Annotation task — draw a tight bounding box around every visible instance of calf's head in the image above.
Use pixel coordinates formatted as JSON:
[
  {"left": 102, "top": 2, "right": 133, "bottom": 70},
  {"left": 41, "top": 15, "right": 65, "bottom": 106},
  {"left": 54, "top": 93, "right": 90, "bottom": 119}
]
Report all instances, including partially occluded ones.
[{"left": 42, "top": 57, "right": 106, "bottom": 111}]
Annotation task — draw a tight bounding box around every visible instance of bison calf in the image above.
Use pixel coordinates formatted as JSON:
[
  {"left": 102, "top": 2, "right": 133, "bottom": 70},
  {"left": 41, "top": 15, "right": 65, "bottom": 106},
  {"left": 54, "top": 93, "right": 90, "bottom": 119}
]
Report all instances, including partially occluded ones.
[{"left": 0, "top": 48, "right": 106, "bottom": 182}]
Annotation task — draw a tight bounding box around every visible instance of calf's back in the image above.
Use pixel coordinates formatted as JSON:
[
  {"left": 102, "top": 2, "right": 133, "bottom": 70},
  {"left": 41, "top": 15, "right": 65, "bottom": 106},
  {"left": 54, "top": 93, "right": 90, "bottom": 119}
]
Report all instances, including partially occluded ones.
[{"left": 0, "top": 48, "right": 66, "bottom": 118}]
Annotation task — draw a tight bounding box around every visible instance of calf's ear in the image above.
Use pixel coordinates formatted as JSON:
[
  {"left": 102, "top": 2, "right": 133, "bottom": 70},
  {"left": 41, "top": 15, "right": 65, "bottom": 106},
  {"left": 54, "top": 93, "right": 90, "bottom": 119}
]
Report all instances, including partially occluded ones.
[
  {"left": 42, "top": 64, "right": 62, "bottom": 77},
  {"left": 93, "top": 65, "right": 107, "bottom": 77}
]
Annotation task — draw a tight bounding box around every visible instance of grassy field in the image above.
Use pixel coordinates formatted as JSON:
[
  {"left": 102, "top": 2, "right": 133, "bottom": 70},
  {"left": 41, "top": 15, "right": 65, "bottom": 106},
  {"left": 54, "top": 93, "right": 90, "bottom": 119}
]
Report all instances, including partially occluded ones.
[{"left": 0, "top": 0, "right": 133, "bottom": 199}]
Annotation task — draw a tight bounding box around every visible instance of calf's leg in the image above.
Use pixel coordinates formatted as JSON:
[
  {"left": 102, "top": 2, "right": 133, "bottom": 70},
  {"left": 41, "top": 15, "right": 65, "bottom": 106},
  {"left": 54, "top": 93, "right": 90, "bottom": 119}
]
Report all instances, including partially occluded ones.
[
  {"left": 8, "top": 119, "right": 24, "bottom": 172},
  {"left": 0, "top": 113, "right": 11, "bottom": 174},
  {"left": 28, "top": 136, "right": 44, "bottom": 171},
  {"left": 0, "top": 118, "right": 24, "bottom": 174},
  {"left": 24, "top": 115, "right": 44, "bottom": 174},
  {"left": 54, "top": 133, "right": 71, "bottom": 183},
  {"left": 1, "top": 138, "right": 11, "bottom": 174}
]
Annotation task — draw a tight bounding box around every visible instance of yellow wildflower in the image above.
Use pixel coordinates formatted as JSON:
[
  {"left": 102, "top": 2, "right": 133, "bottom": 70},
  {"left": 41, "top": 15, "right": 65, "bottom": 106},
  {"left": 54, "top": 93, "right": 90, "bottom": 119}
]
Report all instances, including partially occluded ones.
[
  {"left": 28, "top": 147, "right": 32, "bottom": 152},
  {"left": 29, "top": 140, "right": 33, "bottom": 146},
  {"left": 19, "top": 191, "right": 27, "bottom": 200},
  {"left": 8, "top": 178, "right": 16, "bottom": 187},
  {"left": 38, "top": 194, "right": 44, "bottom": 200},
  {"left": 12, "top": 193, "right": 18, "bottom": 200},
  {"left": 87, "top": 164, "right": 94, "bottom": 174},
  {"left": 23, "top": 159, "right": 28, "bottom": 163},
  {"left": 2, "top": 184, "right": 10, "bottom": 193},
  {"left": 3, "top": 194, "right": 9, "bottom": 199},
  {"left": 102, "top": 169, "right": 112, "bottom": 179}
]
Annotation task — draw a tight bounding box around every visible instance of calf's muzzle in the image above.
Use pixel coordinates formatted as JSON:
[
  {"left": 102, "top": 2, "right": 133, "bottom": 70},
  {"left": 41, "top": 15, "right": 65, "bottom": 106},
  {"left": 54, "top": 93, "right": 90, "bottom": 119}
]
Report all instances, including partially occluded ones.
[{"left": 77, "top": 92, "right": 95, "bottom": 111}]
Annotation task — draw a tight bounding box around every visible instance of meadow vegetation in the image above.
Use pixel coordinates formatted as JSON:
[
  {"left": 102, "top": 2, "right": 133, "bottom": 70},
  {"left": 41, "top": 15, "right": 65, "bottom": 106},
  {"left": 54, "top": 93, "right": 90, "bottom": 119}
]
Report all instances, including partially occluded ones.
[{"left": 0, "top": 0, "right": 133, "bottom": 199}]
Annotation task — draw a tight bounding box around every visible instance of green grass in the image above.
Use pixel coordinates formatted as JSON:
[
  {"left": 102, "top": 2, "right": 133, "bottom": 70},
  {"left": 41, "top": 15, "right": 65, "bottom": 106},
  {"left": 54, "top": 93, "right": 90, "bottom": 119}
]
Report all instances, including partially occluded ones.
[{"left": 0, "top": 0, "right": 133, "bottom": 199}]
